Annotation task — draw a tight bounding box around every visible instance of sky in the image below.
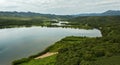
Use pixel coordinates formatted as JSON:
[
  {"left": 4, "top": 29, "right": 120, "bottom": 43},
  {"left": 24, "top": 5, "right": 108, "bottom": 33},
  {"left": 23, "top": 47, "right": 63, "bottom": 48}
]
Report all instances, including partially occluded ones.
[{"left": 0, "top": 0, "right": 120, "bottom": 15}]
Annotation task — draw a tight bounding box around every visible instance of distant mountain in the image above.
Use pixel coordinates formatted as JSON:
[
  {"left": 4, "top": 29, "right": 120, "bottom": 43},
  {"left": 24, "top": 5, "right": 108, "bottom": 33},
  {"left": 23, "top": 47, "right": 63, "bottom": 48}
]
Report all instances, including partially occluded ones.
[
  {"left": 0, "top": 10, "right": 120, "bottom": 19},
  {"left": 102, "top": 10, "right": 120, "bottom": 16},
  {"left": 74, "top": 10, "right": 120, "bottom": 16},
  {"left": 0, "top": 11, "right": 72, "bottom": 19}
]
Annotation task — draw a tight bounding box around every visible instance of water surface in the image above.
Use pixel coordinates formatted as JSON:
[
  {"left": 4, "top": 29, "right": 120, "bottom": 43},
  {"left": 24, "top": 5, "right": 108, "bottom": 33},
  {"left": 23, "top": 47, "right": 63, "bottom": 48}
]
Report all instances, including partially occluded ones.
[{"left": 0, "top": 27, "right": 102, "bottom": 65}]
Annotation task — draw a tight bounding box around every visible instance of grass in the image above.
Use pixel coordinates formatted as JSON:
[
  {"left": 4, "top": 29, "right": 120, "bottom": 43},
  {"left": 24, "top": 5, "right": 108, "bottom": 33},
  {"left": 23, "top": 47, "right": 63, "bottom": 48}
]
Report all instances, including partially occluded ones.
[{"left": 18, "top": 55, "right": 57, "bottom": 65}]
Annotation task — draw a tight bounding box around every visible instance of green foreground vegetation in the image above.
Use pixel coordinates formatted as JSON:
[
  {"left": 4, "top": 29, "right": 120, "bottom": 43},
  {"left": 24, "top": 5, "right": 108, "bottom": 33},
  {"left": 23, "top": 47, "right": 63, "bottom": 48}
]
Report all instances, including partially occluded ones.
[
  {"left": 12, "top": 16, "right": 120, "bottom": 65},
  {"left": 15, "top": 55, "right": 57, "bottom": 65}
]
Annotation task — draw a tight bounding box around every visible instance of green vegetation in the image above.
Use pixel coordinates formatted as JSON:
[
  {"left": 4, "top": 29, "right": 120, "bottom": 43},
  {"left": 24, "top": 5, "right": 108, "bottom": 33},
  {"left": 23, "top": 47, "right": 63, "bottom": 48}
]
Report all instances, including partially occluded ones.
[
  {"left": 91, "top": 55, "right": 120, "bottom": 65},
  {"left": 55, "top": 37, "right": 120, "bottom": 65},
  {"left": 12, "top": 16, "right": 120, "bottom": 65},
  {"left": 55, "top": 16, "right": 120, "bottom": 65},
  {"left": 13, "top": 55, "right": 56, "bottom": 65},
  {"left": 0, "top": 16, "right": 56, "bottom": 28}
]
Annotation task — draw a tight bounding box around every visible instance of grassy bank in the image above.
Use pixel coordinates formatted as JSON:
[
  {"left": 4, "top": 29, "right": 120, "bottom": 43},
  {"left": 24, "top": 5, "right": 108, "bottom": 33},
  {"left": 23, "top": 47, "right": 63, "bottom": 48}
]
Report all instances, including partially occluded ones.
[{"left": 14, "top": 55, "right": 57, "bottom": 65}]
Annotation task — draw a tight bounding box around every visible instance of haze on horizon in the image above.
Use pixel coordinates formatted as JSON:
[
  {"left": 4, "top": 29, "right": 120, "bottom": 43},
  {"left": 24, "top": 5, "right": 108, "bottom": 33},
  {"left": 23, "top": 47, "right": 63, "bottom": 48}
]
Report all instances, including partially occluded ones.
[{"left": 0, "top": 0, "right": 120, "bottom": 15}]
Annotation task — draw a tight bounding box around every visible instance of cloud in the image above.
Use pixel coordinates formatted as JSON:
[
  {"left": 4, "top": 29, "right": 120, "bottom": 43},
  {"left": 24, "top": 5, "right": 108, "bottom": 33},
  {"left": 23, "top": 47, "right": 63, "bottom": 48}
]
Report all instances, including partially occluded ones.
[{"left": 0, "top": 0, "right": 120, "bottom": 15}]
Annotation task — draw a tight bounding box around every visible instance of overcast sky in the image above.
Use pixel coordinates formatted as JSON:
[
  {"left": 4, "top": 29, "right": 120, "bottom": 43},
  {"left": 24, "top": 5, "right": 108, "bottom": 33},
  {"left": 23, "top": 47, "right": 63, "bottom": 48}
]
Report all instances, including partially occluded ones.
[{"left": 0, "top": 0, "right": 120, "bottom": 15}]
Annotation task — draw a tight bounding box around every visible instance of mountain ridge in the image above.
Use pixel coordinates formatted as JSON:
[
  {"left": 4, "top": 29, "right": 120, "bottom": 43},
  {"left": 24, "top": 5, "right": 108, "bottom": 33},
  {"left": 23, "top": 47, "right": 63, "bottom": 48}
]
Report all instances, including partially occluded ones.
[
  {"left": 0, "top": 10, "right": 120, "bottom": 18},
  {"left": 0, "top": 11, "right": 72, "bottom": 19},
  {"left": 74, "top": 10, "right": 120, "bottom": 16}
]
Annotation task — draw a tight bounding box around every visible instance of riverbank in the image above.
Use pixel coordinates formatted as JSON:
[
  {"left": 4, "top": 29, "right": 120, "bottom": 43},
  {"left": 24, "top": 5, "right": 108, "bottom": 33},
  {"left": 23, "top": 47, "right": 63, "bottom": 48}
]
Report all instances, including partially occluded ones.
[{"left": 35, "top": 52, "right": 58, "bottom": 59}]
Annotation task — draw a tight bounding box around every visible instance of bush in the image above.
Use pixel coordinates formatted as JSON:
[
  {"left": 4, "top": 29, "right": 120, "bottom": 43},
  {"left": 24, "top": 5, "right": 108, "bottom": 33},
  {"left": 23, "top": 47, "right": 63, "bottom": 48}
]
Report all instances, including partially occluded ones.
[{"left": 82, "top": 54, "right": 94, "bottom": 61}]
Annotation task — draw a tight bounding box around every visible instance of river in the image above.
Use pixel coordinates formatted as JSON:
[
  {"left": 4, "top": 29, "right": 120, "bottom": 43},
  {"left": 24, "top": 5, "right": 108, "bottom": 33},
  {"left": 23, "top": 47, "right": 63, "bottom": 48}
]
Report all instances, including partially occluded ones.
[{"left": 0, "top": 26, "right": 102, "bottom": 65}]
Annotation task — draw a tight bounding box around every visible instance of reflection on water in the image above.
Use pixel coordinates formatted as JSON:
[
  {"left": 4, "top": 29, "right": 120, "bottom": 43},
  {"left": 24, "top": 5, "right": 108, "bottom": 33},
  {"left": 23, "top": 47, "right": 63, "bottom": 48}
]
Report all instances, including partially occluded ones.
[
  {"left": 51, "top": 21, "right": 69, "bottom": 26},
  {"left": 0, "top": 26, "right": 102, "bottom": 65}
]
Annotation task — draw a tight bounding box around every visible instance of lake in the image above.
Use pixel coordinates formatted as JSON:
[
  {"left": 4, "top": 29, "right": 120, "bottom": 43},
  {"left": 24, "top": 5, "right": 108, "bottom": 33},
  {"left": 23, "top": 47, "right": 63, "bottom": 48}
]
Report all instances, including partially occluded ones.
[{"left": 0, "top": 26, "right": 102, "bottom": 65}]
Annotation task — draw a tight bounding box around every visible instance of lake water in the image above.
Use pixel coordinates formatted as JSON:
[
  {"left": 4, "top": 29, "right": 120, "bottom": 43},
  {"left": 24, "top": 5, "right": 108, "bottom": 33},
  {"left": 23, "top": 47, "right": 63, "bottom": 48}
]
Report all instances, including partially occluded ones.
[{"left": 0, "top": 26, "right": 102, "bottom": 65}]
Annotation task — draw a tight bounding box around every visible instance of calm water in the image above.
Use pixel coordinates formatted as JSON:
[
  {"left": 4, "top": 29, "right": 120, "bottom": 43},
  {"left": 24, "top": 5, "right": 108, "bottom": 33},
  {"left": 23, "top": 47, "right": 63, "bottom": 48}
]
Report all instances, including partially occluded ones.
[{"left": 0, "top": 27, "right": 102, "bottom": 65}]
